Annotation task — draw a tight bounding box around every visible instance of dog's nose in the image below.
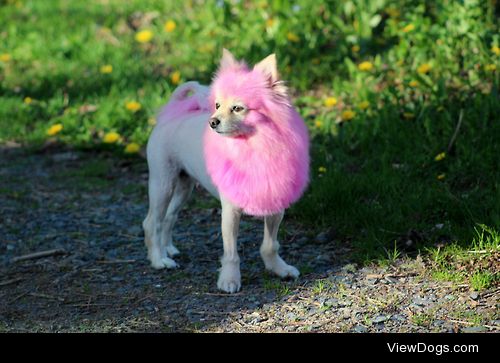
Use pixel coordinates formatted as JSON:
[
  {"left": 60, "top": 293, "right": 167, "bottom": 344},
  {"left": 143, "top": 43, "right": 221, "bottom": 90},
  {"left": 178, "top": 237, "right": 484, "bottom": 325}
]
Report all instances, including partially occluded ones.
[{"left": 209, "top": 118, "right": 220, "bottom": 129}]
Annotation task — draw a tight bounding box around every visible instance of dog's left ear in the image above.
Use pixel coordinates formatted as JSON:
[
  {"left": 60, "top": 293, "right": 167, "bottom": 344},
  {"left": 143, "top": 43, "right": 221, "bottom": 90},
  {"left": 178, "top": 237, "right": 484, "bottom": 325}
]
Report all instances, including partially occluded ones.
[
  {"left": 254, "top": 54, "right": 288, "bottom": 98},
  {"left": 220, "top": 48, "right": 239, "bottom": 70}
]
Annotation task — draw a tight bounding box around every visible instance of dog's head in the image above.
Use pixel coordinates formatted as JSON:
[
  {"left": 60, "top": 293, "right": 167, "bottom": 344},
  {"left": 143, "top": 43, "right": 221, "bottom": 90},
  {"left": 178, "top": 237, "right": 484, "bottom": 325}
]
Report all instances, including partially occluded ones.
[{"left": 208, "top": 49, "right": 290, "bottom": 137}]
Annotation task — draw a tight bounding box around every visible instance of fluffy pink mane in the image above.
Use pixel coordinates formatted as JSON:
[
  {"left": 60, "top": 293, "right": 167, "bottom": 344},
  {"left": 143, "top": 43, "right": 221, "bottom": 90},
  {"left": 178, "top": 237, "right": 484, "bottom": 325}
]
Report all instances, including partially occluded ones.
[{"left": 203, "top": 56, "right": 310, "bottom": 216}]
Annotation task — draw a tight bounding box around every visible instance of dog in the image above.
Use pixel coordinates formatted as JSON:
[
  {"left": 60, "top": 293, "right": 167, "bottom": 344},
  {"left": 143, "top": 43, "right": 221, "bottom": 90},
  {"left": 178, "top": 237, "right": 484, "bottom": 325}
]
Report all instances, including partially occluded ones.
[{"left": 142, "top": 49, "right": 309, "bottom": 293}]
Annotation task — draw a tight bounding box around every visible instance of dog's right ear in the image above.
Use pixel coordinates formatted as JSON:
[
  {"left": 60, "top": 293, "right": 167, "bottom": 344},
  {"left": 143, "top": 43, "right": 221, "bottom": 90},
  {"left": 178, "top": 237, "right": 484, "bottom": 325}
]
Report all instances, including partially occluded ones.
[{"left": 220, "top": 48, "right": 239, "bottom": 70}]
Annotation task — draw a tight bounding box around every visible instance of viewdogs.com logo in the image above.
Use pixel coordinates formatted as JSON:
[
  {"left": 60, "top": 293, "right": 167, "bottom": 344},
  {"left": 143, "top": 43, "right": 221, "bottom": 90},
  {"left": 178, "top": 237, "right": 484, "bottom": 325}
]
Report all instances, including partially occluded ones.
[{"left": 387, "top": 343, "right": 479, "bottom": 355}]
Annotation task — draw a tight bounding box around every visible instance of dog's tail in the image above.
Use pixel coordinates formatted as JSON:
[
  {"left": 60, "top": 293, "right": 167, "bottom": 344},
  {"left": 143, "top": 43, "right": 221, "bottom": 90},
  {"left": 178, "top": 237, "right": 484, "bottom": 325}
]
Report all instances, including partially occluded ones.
[{"left": 157, "top": 81, "right": 210, "bottom": 123}]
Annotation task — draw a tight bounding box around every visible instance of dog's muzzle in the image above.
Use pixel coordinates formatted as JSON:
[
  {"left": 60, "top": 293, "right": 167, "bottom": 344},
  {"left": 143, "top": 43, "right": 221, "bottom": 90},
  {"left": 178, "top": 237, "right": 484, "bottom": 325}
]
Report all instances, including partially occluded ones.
[{"left": 209, "top": 117, "right": 220, "bottom": 129}]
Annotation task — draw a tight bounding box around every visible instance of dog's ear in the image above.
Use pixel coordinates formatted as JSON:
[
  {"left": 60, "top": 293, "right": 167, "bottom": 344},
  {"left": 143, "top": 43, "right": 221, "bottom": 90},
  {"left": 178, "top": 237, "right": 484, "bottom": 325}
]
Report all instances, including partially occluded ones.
[
  {"left": 254, "top": 54, "right": 279, "bottom": 83},
  {"left": 220, "top": 48, "right": 239, "bottom": 70},
  {"left": 254, "top": 54, "right": 288, "bottom": 99}
]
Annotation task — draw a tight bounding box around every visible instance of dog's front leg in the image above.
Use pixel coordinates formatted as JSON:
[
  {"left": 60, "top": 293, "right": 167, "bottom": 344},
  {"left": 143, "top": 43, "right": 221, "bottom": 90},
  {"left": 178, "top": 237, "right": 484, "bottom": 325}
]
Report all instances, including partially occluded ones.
[
  {"left": 260, "top": 211, "right": 300, "bottom": 279},
  {"left": 217, "top": 197, "right": 242, "bottom": 293}
]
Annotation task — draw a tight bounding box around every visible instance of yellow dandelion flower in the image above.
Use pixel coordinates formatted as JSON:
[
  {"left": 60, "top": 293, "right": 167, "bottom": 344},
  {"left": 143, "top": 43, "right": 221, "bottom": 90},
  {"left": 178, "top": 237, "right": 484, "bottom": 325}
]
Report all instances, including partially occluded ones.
[
  {"left": 0, "top": 53, "right": 11, "bottom": 62},
  {"left": 100, "top": 64, "right": 113, "bottom": 74},
  {"left": 485, "top": 64, "right": 496, "bottom": 72},
  {"left": 324, "top": 97, "right": 337, "bottom": 108},
  {"left": 358, "top": 101, "right": 370, "bottom": 110},
  {"left": 47, "top": 124, "right": 63, "bottom": 136},
  {"left": 135, "top": 30, "right": 154, "bottom": 43},
  {"left": 403, "top": 112, "right": 415, "bottom": 119},
  {"left": 125, "top": 101, "right": 142, "bottom": 112},
  {"left": 417, "top": 63, "right": 431, "bottom": 74},
  {"left": 358, "top": 61, "right": 373, "bottom": 71},
  {"left": 351, "top": 45, "right": 360, "bottom": 53},
  {"left": 437, "top": 173, "right": 446, "bottom": 181},
  {"left": 314, "top": 120, "right": 323, "bottom": 128},
  {"left": 318, "top": 166, "right": 327, "bottom": 173},
  {"left": 491, "top": 46, "right": 500, "bottom": 56},
  {"left": 266, "top": 18, "right": 274, "bottom": 28},
  {"left": 287, "top": 32, "right": 300, "bottom": 43},
  {"left": 170, "top": 71, "right": 181, "bottom": 85},
  {"left": 124, "top": 142, "right": 141, "bottom": 154},
  {"left": 24, "top": 97, "right": 33, "bottom": 105},
  {"left": 409, "top": 80, "right": 419, "bottom": 87},
  {"left": 164, "top": 20, "right": 176, "bottom": 33},
  {"left": 341, "top": 110, "right": 356, "bottom": 121},
  {"left": 402, "top": 24, "right": 415, "bottom": 33},
  {"left": 434, "top": 152, "right": 446, "bottom": 161},
  {"left": 103, "top": 132, "right": 120, "bottom": 144}
]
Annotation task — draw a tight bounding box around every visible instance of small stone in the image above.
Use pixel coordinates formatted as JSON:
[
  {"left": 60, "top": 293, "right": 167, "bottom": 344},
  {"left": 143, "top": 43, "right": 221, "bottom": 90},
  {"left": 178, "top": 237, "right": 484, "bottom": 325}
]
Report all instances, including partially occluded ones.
[
  {"left": 286, "top": 313, "right": 296, "bottom": 321},
  {"left": 353, "top": 325, "right": 368, "bottom": 333},
  {"left": 391, "top": 314, "right": 406, "bottom": 322},
  {"left": 469, "top": 292, "right": 479, "bottom": 300},
  {"left": 433, "top": 320, "right": 445, "bottom": 326},
  {"left": 412, "top": 296, "right": 428, "bottom": 306},
  {"left": 315, "top": 232, "right": 328, "bottom": 243},
  {"left": 444, "top": 294, "right": 455, "bottom": 301},
  {"left": 384, "top": 276, "right": 398, "bottom": 284},
  {"left": 325, "top": 298, "right": 339, "bottom": 307},
  {"left": 372, "top": 315, "right": 391, "bottom": 324}
]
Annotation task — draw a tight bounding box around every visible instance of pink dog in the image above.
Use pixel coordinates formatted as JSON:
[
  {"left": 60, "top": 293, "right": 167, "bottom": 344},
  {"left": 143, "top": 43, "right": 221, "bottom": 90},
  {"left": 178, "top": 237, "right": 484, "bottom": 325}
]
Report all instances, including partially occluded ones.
[{"left": 143, "top": 49, "right": 309, "bottom": 293}]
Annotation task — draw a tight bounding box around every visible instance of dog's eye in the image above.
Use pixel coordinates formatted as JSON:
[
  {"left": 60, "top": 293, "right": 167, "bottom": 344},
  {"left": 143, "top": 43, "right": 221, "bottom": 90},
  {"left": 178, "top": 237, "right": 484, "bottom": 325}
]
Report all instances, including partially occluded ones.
[
  {"left": 215, "top": 103, "right": 220, "bottom": 109},
  {"left": 232, "top": 106, "right": 244, "bottom": 112}
]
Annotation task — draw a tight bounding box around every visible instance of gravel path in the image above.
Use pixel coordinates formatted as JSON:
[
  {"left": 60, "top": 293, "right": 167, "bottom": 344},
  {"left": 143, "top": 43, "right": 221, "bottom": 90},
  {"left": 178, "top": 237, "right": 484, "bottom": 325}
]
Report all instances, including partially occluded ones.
[{"left": 0, "top": 146, "right": 498, "bottom": 332}]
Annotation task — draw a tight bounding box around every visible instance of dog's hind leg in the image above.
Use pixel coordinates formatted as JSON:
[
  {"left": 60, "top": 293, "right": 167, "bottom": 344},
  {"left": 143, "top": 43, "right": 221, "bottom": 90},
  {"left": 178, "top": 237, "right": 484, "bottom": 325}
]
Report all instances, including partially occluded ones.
[
  {"left": 217, "top": 197, "right": 242, "bottom": 293},
  {"left": 260, "top": 211, "right": 300, "bottom": 279},
  {"left": 143, "top": 170, "right": 178, "bottom": 270},
  {"left": 160, "top": 173, "right": 194, "bottom": 258}
]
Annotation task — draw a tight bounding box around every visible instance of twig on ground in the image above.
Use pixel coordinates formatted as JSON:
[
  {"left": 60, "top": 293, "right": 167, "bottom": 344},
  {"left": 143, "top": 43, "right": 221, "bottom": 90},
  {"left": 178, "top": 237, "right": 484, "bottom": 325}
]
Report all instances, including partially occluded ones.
[
  {"left": 11, "top": 249, "right": 66, "bottom": 263},
  {"left": 97, "top": 259, "right": 136, "bottom": 264},
  {"left": 29, "top": 292, "right": 65, "bottom": 302},
  {"left": 0, "top": 277, "right": 23, "bottom": 287}
]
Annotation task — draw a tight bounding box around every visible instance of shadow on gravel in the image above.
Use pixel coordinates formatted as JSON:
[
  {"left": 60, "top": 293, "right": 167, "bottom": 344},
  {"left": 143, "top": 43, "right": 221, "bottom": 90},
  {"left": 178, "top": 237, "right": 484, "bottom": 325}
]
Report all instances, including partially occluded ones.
[{"left": 0, "top": 146, "right": 346, "bottom": 332}]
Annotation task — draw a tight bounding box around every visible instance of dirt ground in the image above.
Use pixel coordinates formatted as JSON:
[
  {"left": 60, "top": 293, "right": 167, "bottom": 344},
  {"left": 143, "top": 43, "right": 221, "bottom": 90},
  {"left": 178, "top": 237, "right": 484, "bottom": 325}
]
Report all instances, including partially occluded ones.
[{"left": 0, "top": 145, "right": 498, "bottom": 332}]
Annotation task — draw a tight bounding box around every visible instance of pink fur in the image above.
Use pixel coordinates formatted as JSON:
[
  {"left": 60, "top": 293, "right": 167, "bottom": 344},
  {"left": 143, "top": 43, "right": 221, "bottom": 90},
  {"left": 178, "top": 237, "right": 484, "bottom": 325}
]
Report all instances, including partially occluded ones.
[
  {"left": 157, "top": 81, "right": 210, "bottom": 123},
  {"left": 203, "top": 60, "right": 310, "bottom": 216}
]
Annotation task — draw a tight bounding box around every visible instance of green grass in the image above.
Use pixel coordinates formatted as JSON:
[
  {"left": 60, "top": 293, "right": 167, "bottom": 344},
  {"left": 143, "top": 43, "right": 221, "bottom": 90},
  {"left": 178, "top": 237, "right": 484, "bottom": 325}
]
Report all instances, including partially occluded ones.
[
  {"left": 427, "top": 224, "right": 499, "bottom": 291},
  {"left": 411, "top": 312, "right": 435, "bottom": 328},
  {"left": 262, "top": 276, "right": 293, "bottom": 298},
  {"left": 1, "top": 0, "right": 499, "bottom": 274}
]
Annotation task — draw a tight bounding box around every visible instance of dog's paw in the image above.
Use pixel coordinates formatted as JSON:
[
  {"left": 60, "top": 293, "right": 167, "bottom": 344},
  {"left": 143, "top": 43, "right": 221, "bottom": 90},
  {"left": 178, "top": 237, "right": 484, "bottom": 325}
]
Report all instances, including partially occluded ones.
[
  {"left": 275, "top": 264, "right": 300, "bottom": 279},
  {"left": 166, "top": 244, "right": 180, "bottom": 257},
  {"left": 217, "top": 279, "right": 241, "bottom": 294},
  {"left": 217, "top": 264, "right": 241, "bottom": 293},
  {"left": 150, "top": 256, "right": 178, "bottom": 270},
  {"left": 265, "top": 257, "right": 300, "bottom": 279}
]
